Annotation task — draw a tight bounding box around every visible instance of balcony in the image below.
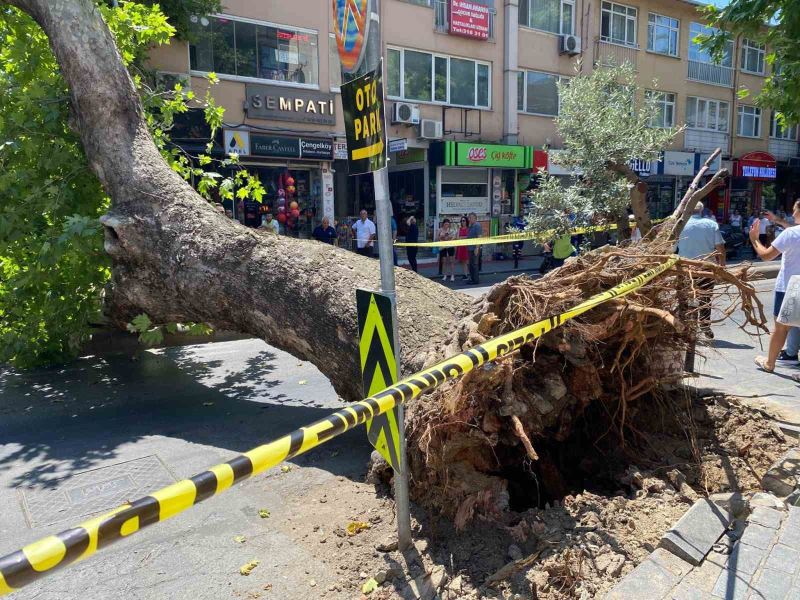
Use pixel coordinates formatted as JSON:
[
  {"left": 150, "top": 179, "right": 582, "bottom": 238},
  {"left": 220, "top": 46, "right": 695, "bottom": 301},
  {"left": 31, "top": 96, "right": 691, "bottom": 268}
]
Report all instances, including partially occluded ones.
[
  {"left": 434, "top": 0, "right": 495, "bottom": 40},
  {"left": 594, "top": 39, "right": 638, "bottom": 71},
  {"left": 687, "top": 60, "right": 734, "bottom": 88},
  {"left": 769, "top": 138, "right": 800, "bottom": 162}
]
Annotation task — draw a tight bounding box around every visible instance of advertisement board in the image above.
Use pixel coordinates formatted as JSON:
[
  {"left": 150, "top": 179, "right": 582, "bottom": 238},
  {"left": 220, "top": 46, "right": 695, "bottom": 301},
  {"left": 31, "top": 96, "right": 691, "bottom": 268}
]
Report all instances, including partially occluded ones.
[{"left": 449, "top": 0, "right": 490, "bottom": 40}]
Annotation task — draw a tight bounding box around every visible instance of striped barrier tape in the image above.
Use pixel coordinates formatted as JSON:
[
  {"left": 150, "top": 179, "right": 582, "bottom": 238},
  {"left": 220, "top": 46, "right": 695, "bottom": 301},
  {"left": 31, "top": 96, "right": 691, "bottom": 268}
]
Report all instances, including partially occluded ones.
[
  {"left": 0, "top": 256, "right": 679, "bottom": 596},
  {"left": 394, "top": 218, "right": 668, "bottom": 248}
]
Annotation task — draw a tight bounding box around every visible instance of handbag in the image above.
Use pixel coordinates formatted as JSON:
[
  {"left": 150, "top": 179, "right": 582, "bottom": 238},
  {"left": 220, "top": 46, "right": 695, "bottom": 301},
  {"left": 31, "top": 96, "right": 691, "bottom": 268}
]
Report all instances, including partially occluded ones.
[{"left": 777, "top": 275, "right": 800, "bottom": 327}]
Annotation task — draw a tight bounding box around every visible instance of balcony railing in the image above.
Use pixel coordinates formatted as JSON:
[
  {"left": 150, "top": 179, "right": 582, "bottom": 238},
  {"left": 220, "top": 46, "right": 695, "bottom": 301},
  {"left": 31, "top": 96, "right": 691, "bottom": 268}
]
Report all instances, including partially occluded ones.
[
  {"left": 594, "top": 39, "right": 639, "bottom": 71},
  {"left": 434, "top": 0, "right": 495, "bottom": 40},
  {"left": 687, "top": 60, "right": 734, "bottom": 87}
]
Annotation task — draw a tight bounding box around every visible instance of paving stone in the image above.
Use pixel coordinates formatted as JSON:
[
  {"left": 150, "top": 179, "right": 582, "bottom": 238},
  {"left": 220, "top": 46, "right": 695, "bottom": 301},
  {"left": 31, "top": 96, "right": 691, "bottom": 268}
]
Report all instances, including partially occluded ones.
[
  {"left": 726, "top": 543, "right": 768, "bottom": 576},
  {"left": 710, "top": 493, "right": 750, "bottom": 518},
  {"left": 740, "top": 523, "right": 779, "bottom": 550},
  {"left": 669, "top": 580, "right": 715, "bottom": 600},
  {"left": 750, "top": 567, "right": 794, "bottom": 599},
  {"left": 606, "top": 549, "right": 689, "bottom": 600},
  {"left": 749, "top": 493, "right": 787, "bottom": 511},
  {"left": 712, "top": 570, "right": 754, "bottom": 600},
  {"left": 660, "top": 499, "right": 733, "bottom": 565},
  {"left": 748, "top": 507, "right": 785, "bottom": 530},
  {"left": 776, "top": 508, "right": 800, "bottom": 550},
  {"left": 763, "top": 544, "right": 800, "bottom": 575},
  {"left": 762, "top": 449, "right": 800, "bottom": 498},
  {"left": 682, "top": 555, "right": 726, "bottom": 593}
]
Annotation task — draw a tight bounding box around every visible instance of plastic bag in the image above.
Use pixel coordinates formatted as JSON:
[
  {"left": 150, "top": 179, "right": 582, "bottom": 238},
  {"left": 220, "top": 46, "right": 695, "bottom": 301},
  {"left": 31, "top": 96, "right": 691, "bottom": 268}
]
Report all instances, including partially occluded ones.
[{"left": 777, "top": 275, "right": 800, "bottom": 327}]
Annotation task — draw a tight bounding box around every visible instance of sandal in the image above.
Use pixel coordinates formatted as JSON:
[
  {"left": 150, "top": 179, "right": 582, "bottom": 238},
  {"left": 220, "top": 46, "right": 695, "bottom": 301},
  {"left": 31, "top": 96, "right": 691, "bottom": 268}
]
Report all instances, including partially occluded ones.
[{"left": 754, "top": 356, "right": 774, "bottom": 373}]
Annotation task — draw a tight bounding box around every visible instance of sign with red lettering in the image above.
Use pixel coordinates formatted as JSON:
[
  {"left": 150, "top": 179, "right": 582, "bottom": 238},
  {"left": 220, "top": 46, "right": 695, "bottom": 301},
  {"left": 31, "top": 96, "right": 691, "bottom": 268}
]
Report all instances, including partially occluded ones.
[{"left": 449, "top": 0, "right": 490, "bottom": 40}]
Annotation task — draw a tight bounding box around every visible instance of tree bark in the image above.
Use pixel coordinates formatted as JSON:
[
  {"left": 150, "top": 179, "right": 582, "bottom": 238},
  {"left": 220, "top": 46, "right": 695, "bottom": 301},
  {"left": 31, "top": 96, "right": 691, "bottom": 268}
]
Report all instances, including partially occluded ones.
[
  {"left": 610, "top": 162, "right": 652, "bottom": 238},
  {"left": 7, "top": 0, "right": 470, "bottom": 401}
]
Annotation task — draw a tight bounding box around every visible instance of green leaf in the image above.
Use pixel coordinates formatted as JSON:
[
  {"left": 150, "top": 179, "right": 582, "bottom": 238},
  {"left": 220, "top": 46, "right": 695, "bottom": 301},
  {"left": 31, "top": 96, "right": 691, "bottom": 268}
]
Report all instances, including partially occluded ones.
[{"left": 362, "top": 578, "right": 379, "bottom": 594}]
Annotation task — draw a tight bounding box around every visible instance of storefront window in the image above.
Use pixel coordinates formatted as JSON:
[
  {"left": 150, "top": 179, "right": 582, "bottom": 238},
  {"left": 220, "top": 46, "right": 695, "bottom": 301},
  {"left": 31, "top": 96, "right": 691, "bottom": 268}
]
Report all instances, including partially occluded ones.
[
  {"left": 389, "top": 170, "right": 425, "bottom": 237},
  {"left": 440, "top": 168, "right": 490, "bottom": 215},
  {"left": 190, "top": 15, "right": 319, "bottom": 86},
  {"left": 645, "top": 180, "right": 675, "bottom": 219}
]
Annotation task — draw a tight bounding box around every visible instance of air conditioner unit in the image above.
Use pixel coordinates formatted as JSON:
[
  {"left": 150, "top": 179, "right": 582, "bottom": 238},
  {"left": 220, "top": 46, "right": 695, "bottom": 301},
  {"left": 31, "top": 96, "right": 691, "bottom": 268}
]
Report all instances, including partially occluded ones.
[
  {"left": 392, "top": 102, "right": 420, "bottom": 125},
  {"left": 419, "top": 119, "right": 443, "bottom": 140},
  {"left": 559, "top": 34, "right": 582, "bottom": 56}
]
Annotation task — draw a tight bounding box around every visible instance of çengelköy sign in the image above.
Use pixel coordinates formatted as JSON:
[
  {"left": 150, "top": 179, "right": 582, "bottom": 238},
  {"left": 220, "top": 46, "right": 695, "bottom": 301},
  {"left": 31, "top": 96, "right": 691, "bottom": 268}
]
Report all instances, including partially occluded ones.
[
  {"left": 449, "top": 0, "right": 490, "bottom": 40},
  {"left": 341, "top": 63, "right": 387, "bottom": 175},
  {"left": 333, "top": 0, "right": 371, "bottom": 74}
]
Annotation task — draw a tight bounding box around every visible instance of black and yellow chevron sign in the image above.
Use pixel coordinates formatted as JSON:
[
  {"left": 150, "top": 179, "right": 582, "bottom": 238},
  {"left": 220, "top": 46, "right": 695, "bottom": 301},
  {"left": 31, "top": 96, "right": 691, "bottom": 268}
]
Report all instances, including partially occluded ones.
[{"left": 356, "top": 289, "right": 403, "bottom": 473}]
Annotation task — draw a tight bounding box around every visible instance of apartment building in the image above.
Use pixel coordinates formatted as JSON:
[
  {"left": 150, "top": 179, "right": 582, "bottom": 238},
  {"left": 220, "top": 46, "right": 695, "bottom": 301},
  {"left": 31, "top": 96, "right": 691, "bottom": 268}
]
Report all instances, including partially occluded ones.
[{"left": 147, "top": 0, "right": 799, "bottom": 243}]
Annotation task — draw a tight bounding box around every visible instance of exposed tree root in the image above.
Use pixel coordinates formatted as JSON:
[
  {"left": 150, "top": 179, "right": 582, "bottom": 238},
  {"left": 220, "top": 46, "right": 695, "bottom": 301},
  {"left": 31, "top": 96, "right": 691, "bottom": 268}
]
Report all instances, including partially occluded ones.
[{"left": 405, "top": 240, "right": 766, "bottom": 525}]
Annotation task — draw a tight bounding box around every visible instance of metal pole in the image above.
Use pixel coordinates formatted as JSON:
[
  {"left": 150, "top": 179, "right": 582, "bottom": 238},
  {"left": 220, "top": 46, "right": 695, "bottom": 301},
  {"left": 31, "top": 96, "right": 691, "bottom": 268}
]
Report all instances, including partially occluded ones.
[{"left": 372, "top": 169, "right": 411, "bottom": 550}]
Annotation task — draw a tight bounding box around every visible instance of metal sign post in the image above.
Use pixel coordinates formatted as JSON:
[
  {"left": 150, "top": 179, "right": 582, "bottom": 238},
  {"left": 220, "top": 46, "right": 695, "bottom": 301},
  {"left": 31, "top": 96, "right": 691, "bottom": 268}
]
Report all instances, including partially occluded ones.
[{"left": 333, "top": 0, "right": 411, "bottom": 551}]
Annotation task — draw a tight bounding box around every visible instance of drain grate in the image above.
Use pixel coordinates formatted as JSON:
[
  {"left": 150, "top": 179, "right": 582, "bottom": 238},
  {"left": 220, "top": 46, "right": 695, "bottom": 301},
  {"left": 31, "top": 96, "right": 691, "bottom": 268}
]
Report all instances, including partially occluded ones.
[{"left": 18, "top": 455, "right": 176, "bottom": 528}]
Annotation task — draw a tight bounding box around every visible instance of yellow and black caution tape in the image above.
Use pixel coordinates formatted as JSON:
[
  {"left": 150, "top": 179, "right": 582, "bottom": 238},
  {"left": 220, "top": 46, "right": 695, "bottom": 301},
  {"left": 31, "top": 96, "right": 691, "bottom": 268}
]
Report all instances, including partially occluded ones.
[
  {"left": 394, "top": 218, "right": 668, "bottom": 248},
  {"left": 0, "top": 256, "right": 679, "bottom": 597}
]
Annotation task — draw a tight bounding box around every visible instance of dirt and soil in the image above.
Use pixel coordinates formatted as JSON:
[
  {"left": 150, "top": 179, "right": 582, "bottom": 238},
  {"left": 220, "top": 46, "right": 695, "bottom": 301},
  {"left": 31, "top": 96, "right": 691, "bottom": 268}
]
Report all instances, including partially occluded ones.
[{"left": 232, "top": 391, "right": 790, "bottom": 600}]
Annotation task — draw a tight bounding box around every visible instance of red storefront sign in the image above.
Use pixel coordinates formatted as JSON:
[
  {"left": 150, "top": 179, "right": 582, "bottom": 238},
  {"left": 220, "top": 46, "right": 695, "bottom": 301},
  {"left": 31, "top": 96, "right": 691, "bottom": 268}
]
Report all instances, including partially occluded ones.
[
  {"left": 449, "top": 0, "right": 490, "bottom": 40},
  {"left": 533, "top": 150, "right": 548, "bottom": 172},
  {"left": 736, "top": 151, "right": 777, "bottom": 180}
]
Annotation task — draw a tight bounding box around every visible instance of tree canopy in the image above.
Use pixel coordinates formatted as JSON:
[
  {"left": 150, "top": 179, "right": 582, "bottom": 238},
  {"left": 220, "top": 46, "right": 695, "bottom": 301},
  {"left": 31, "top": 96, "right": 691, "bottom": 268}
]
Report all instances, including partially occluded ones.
[
  {"left": 703, "top": 0, "right": 800, "bottom": 123},
  {"left": 525, "top": 64, "right": 678, "bottom": 239}
]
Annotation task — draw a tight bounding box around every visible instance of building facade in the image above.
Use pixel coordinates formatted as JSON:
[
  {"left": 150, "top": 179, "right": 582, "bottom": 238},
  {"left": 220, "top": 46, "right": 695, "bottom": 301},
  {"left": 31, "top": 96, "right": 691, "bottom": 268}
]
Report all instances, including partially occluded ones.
[{"left": 147, "top": 0, "right": 800, "bottom": 243}]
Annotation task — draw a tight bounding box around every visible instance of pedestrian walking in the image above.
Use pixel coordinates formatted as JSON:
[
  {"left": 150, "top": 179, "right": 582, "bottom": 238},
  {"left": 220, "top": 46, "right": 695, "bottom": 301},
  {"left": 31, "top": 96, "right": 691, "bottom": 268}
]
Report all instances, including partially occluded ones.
[
  {"left": 466, "top": 212, "right": 483, "bottom": 285},
  {"left": 405, "top": 216, "right": 419, "bottom": 272},
  {"left": 730, "top": 210, "right": 742, "bottom": 230},
  {"left": 758, "top": 212, "right": 771, "bottom": 247},
  {"left": 455, "top": 216, "right": 470, "bottom": 280},
  {"left": 752, "top": 200, "right": 800, "bottom": 373},
  {"left": 676, "top": 201, "right": 726, "bottom": 338},
  {"left": 312, "top": 216, "right": 337, "bottom": 245},
  {"left": 438, "top": 218, "right": 456, "bottom": 282},
  {"left": 352, "top": 209, "right": 376, "bottom": 257}
]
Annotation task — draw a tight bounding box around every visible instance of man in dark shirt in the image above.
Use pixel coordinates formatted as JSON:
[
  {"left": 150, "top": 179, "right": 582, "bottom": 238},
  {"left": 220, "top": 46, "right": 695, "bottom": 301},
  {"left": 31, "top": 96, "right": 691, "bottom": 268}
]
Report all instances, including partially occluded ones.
[
  {"left": 466, "top": 212, "right": 483, "bottom": 284},
  {"left": 312, "top": 216, "right": 337, "bottom": 245}
]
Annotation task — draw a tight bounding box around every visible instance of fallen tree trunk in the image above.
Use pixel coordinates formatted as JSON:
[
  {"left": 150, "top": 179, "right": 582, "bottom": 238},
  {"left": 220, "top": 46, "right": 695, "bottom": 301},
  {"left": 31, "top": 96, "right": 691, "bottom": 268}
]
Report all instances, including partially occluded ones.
[
  {"left": 7, "top": 0, "right": 767, "bottom": 525},
  {"left": 6, "top": 0, "right": 469, "bottom": 402}
]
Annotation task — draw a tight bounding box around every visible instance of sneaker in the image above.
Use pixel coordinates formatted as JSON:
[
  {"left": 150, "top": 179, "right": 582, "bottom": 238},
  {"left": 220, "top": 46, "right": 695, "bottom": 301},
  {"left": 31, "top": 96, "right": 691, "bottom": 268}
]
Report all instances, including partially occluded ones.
[{"left": 778, "top": 350, "right": 799, "bottom": 362}]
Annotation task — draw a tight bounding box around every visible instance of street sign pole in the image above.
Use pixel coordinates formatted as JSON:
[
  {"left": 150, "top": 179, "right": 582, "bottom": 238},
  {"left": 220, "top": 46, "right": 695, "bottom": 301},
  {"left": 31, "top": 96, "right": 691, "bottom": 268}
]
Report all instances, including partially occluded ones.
[{"left": 333, "top": 0, "right": 411, "bottom": 551}]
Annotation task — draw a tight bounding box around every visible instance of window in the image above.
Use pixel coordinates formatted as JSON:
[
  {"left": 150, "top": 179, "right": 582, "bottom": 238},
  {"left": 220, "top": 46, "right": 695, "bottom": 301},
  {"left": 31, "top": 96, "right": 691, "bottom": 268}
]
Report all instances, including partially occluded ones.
[
  {"left": 517, "top": 70, "right": 563, "bottom": 116},
  {"left": 770, "top": 113, "right": 798, "bottom": 140},
  {"left": 519, "top": 0, "right": 574, "bottom": 35},
  {"left": 189, "top": 15, "right": 319, "bottom": 86},
  {"left": 646, "top": 90, "right": 676, "bottom": 128},
  {"left": 647, "top": 13, "right": 678, "bottom": 57},
  {"left": 601, "top": 2, "right": 637, "bottom": 47},
  {"left": 386, "top": 47, "right": 491, "bottom": 108},
  {"left": 688, "top": 22, "right": 732, "bottom": 66},
  {"left": 329, "top": 34, "right": 341, "bottom": 90},
  {"left": 686, "top": 96, "right": 729, "bottom": 132},
  {"left": 740, "top": 38, "right": 765, "bottom": 75},
  {"left": 737, "top": 105, "right": 762, "bottom": 138}
]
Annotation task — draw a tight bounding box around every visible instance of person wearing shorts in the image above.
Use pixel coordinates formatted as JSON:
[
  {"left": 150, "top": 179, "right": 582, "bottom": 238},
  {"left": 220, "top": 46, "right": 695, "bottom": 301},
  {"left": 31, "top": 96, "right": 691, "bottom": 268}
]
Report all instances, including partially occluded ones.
[
  {"left": 751, "top": 199, "right": 800, "bottom": 373},
  {"left": 438, "top": 219, "right": 456, "bottom": 282}
]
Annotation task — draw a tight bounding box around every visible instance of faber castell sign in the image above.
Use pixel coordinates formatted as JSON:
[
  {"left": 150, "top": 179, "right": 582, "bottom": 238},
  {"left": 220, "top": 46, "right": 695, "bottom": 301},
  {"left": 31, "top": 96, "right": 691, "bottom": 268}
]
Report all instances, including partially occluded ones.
[
  {"left": 341, "top": 63, "right": 386, "bottom": 175},
  {"left": 245, "top": 84, "right": 336, "bottom": 125}
]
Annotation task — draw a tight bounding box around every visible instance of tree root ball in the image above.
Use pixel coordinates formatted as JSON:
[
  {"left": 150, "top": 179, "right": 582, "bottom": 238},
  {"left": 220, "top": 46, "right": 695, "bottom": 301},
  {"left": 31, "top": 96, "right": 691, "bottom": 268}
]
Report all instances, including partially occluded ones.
[{"left": 403, "top": 241, "right": 766, "bottom": 527}]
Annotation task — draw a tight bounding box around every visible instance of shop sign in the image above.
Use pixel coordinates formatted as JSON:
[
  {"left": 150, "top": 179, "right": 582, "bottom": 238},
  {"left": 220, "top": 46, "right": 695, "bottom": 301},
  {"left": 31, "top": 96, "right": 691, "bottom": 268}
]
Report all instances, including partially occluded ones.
[
  {"left": 662, "top": 151, "right": 695, "bottom": 176},
  {"left": 246, "top": 84, "right": 336, "bottom": 125},
  {"left": 322, "top": 167, "right": 334, "bottom": 220},
  {"left": 332, "top": 0, "right": 370, "bottom": 74},
  {"left": 341, "top": 63, "right": 386, "bottom": 175},
  {"left": 446, "top": 141, "right": 534, "bottom": 169},
  {"left": 629, "top": 158, "right": 651, "bottom": 178},
  {"left": 737, "top": 151, "right": 777, "bottom": 179},
  {"left": 533, "top": 150, "right": 548, "bottom": 173},
  {"left": 334, "top": 141, "right": 348, "bottom": 160},
  {"left": 696, "top": 152, "right": 722, "bottom": 173},
  {"left": 388, "top": 138, "right": 408, "bottom": 153},
  {"left": 300, "top": 138, "right": 333, "bottom": 159},
  {"left": 223, "top": 129, "right": 250, "bottom": 156},
  {"left": 396, "top": 147, "right": 426, "bottom": 165},
  {"left": 250, "top": 135, "right": 333, "bottom": 160},
  {"left": 440, "top": 196, "right": 491, "bottom": 214},
  {"left": 449, "top": 0, "right": 490, "bottom": 40}
]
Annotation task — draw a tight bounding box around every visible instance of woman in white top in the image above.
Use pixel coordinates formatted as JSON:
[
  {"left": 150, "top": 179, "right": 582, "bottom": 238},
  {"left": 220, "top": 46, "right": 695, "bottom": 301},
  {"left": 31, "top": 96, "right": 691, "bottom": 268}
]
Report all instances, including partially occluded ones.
[{"left": 751, "top": 199, "right": 800, "bottom": 373}]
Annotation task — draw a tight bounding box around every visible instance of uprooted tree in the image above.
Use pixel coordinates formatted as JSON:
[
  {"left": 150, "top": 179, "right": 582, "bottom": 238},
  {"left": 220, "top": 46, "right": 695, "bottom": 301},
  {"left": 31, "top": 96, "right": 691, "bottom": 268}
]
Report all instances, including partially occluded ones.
[{"left": 4, "top": 0, "right": 769, "bottom": 523}]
